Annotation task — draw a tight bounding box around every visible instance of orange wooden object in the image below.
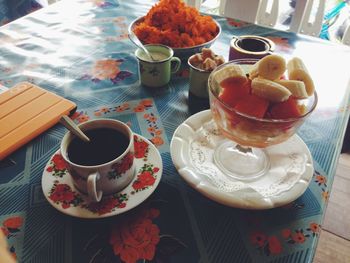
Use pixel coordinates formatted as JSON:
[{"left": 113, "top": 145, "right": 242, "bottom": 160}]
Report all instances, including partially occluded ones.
[{"left": 0, "top": 82, "right": 76, "bottom": 160}]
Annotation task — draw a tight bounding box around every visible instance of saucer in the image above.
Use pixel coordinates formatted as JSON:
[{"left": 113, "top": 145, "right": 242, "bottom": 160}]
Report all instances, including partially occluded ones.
[
  {"left": 42, "top": 134, "right": 162, "bottom": 218},
  {"left": 170, "top": 110, "right": 314, "bottom": 210}
]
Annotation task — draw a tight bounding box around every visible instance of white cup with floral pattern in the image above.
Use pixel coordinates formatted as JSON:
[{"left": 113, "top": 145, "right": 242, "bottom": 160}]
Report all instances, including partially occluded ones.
[{"left": 60, "top": 119, "right": 135, "bottom": 202}]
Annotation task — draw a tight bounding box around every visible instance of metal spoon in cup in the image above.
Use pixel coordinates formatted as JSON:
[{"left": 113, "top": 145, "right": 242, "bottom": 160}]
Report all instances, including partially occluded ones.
[
  {"left": 60, "top": 115, "right": 90, "bottom": 142},
  {"left": 128, "top": 32, "right": 156, "bottom": 61}
]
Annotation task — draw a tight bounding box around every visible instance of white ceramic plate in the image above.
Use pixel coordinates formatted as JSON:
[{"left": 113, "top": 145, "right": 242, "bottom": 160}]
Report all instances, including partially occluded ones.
[
  {"left": 170, "top": 110, "right": 314, "bottom": 210},
  {"left": 42, "top": 134, "right": 162, "bottom": 218}
]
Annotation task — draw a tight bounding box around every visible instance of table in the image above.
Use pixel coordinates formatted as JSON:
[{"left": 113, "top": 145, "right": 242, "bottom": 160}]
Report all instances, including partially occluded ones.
[
  {"left": 1, "top": 0, "right": 350, "bottom": 262},
  {"left": 0, "top": 0, "right": 46, "bottom": 25}
]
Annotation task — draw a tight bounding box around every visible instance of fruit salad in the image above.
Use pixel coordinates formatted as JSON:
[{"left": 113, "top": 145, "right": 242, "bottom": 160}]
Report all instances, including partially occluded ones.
[{"left": 208, "top": 56, "right": 317, "bottom": 148}]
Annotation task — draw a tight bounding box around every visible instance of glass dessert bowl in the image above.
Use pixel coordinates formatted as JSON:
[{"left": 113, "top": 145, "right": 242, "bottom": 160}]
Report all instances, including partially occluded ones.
[{"left": 208, "top": 58, "right": 318, "bottom": 180}]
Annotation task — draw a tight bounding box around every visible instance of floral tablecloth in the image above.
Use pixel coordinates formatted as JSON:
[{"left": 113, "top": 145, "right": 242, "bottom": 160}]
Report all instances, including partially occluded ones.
[
  {"left": 1, "top": 0, "right": 350, "bottom": 262},
  {"left": 0, "top": 0, "right": 46, "bottom": 26}
]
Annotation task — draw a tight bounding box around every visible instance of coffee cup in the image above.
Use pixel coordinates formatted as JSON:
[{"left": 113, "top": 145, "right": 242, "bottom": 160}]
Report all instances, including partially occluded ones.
[
  {"left": 229, "top": 35, "right": 275, "bottom": 60},
  {"left": 135, "top": 44, "right": 181, "bottom": 87},
  {"left": 60, "top": 119, "right": 135, "bottom": 202}
]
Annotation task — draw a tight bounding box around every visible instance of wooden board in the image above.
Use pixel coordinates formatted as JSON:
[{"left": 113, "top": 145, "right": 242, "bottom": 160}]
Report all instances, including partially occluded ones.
[
  {"left": 314, "top": 230, "right": 350, "bottom": 263},
  {"left": 314, "top": 153, "right": 350, "bottom": 262},
  {"left": 0, "top": 82, "right": 76, "bottom": 160},
  {"left": 322, "top": 154, "right": 350, "bottom": 239}
]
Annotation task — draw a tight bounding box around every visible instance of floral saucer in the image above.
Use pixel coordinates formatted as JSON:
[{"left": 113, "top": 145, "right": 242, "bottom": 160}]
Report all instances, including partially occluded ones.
[
  {"left": 42, "top": 134, "right": 162, "bottom": 218},
  {"left": 170, "top": 110, "right": 314, "bottom": 210}
]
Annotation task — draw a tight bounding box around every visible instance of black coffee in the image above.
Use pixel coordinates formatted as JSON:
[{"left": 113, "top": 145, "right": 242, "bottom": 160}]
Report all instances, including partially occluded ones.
[
  {"left": 237, "top": 38, "right": 268, "bottom": 52},
  {"left": 67, "top": 128, "right": 129, "bottom": 166}
]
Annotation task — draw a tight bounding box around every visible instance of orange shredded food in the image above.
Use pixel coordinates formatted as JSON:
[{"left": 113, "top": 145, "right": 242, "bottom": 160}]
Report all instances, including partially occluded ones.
[{"left": 133, "top": 0, "right": 219, "bottom": 48}]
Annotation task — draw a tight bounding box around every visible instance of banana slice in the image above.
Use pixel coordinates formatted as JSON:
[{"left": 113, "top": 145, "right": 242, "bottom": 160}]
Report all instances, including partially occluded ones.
[
  {"left": 287, "top": 57, "right": 315, "bottom": 96},
  {"left": 276, "top": 80, "right": 308, "bottom": 99},
  {"left": 252, "top": 78, "right": 291, "bottom": 102},
  {"left": 256, "top": 54, "right": 286, "bottom": 80},
  {"left": 213, "top": 64, "right": 247, "bottom": 86},
  {"left": 248, "top": 62, "right": 259, "bottom": 80}
]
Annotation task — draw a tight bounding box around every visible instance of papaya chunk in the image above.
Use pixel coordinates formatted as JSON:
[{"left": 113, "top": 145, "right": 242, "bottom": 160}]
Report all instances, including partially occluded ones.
[
  {"left": 234, "top": 94, "right": 269, "bottom": 118},
  {"left": 219, "top": 81, "right": 250, "bottom": 107},
  {"left": 270, "top": 97, "right": 301, "bottom": 119}
]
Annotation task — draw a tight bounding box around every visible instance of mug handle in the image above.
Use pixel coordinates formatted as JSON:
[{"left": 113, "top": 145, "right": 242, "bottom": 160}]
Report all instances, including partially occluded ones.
[
  {"left": 87, "top": 172, "right": 103, "bottom": 202},
  {"left": 170, "top": 57, "right": 181, "bottom": 74}
]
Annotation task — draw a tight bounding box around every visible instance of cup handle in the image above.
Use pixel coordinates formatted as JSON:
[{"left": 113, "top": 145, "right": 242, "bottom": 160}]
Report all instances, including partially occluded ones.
[
  {"left": 87, "top": 172, "right": 103, "bottom": 202},
  {"left": 170, "top": 57, "right": 181, "bottom": 74}
]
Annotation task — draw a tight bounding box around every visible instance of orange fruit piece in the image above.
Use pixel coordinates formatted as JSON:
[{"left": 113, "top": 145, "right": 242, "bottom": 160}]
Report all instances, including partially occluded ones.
[
  {"left": 270, "top": 97, "right": 301, "bottom": 119},
  {"left": 234, "top": 94, "right": 269, "bottom": 118},
  {"left": 219, "top": 80, "right": 250, "bottom": 108}
]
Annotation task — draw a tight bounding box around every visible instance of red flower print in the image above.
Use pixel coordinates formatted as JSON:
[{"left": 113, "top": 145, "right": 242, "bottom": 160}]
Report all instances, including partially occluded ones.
[
  {"left": 109, "top": 209, "right": 160, "bottom": 263},
  {"left": 132, "top": 164, "right": 158, "bottom": 191},
  {"left": 1, "top": 227, "right": 9, "bottom": 237},
  {"left": 52, "top": 154, "right": 63, "bottom": 164},
  {"left": 132, "top": 180, "right": 144, "bottom": 190},
  {"left": 115, "top": 103, "right": 130, "bottom": 112},
  {"left": 134, "top": 136, "right": 148, "bottom": 158},
  {"left": 94, "top": 111, "right": 102, "bottom": 116},
  {"left": 151, "top": 136, "right": 164, "bottom": 146},
  {"left": 139, "top": 171, "right": 156, "bottom": 186},
  {"left": 148, "top": 116, "right": 157, "bottom": 123},
  {"left": 309, "top": 223, "right": 319, "bottom": 233},
  {"left": 70, "top": 112, "right": 80, "bottom": 120},
  {"left": 54, "top": 162, "right": 65, "bottom": 171},
  {"left": 147, "top": 127, "right": 162, "bottom": 136},
  {"left": 85, "top": 193, "right": 127, "bottom": 215},
  {"left": 315, "top": 175, "right": 327, "bottom": 185},
  {"left": 143, "top": 113, "right": 150, "bottom": 119},
  {"left": 46, "top": 166, "right": 53, "bottom": 172},
  {"left": 147, "top": 127, "right": 156, "bottom": 133},
  {"left": 49, "top": 184, "right": 75, "bottom": 208},
  {"left": 227, "top": 18, "right": 247, "bottom": 27},
  {"left": 118, "top": 203, "right": 126, "bottom": 208},
  {"left": 3, "top": 217, "right": 23, "bottom": 229},
  {"left": 132, "top": 172, "right": 155, "bottom": 190},
  {"left": 281, "top": 229, "right": 291, "bottom": 239},
  {"left": 133, "top": 105, "right": 145, "bottom": 112},
  {"left": 116, "top": 107, "right": 124, "bottom": 112},
  {"left": 250, "top": 231, "right": 267, "bottom": 247},
  {"left": 268, "top": 236, "right": 282, "bottom": 254},
  {"left": 140, "top": 99, "right": 153, "bottom": 107},
  {"left": 52, "top": 155, "right": 67, "bottom": 170},
  {"left": 292, "top": 232, "right": 306, "bottom": 243},
  {"left": 112, "top": 153, "right": 134, "bottom": 176},
  {"left": 77, "top": 115, "right": 90, "bottom": 123},
  {"left": 62, "top": 203, "right": 70, "bottom": 209},
  {"left": 92, "top": 59, "right": 121, "bottom": 80},
  {"left": 88, "top": 197, "right": 120, "bottom": 215},
  {"left": 284, "top": 228, "right": 313, "bottom": 245},
  {"left": 100, "top": 107, "right": 109, "bottom": 113},
  {"left": 322, "top": 190, "right": 329, "bottom": 201}
]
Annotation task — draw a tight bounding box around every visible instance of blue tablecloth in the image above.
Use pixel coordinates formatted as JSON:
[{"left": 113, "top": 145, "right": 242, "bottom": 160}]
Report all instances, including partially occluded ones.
[
  {"left": 0, "top": 0, "right": 46, "bottom": 25},
  {"left": 1, "top": 0, "right": 350, "bottom": 262}
]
